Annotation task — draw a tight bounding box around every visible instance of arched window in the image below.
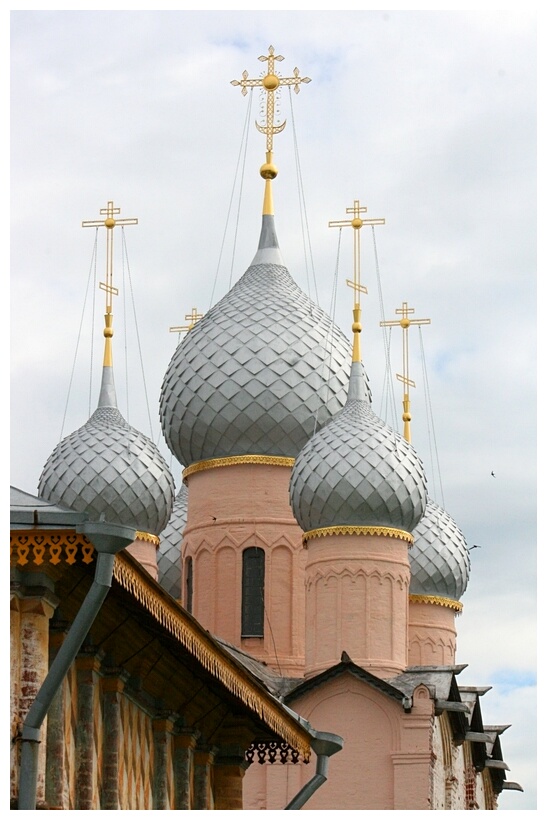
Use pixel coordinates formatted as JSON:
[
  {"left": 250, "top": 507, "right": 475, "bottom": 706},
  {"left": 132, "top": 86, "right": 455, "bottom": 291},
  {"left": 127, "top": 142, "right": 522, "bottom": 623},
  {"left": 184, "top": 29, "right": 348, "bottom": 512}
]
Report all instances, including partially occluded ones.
[
  {"left": 184, "top": 556, "right": 193, "bottom": 614},
  {"left": 241, "top": 547, "right": 265, "bottom": 637}
]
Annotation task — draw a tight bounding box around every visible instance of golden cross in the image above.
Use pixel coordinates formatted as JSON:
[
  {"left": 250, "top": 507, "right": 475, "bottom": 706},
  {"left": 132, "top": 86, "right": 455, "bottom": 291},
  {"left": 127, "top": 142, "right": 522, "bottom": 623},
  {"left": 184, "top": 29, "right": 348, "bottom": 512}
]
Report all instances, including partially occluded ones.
[
  {"left": 82, "top": 200, "right": 138, "bottom": 316},
  {"left": 329, "top": 199, "right": 385, "bottom": 307},
  {"left": 231, "top": 46, "right": 310, "bottom": 154},
  {"left": 169, "top": 308, "right": 204, "bottom": 335},
  {"left": 380, "top": 301, "right": 431, "bottom": 443}
]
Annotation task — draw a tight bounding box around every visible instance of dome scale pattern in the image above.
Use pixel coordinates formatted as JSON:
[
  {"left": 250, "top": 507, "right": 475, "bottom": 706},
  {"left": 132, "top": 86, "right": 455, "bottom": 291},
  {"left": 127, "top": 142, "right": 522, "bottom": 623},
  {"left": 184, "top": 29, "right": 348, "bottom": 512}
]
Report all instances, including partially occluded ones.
[
  {"left": 38, "top": 366, "right": 175, "bottom": 536},
  {"left": 160, "top": 216, "right": 364, "bottom": 466},
  {"left": 410, "top": 499, "right": 470, "bottom": 601},
  {"left": 290, "top": 361, "right": 428, "bottom": 534}
]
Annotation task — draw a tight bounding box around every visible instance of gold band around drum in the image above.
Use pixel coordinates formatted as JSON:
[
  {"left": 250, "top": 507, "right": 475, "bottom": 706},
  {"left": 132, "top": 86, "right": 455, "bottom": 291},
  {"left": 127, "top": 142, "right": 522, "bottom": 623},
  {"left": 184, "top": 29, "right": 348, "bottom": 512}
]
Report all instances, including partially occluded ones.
[
  {"left": 409, "top": 594, "right": 463, "bottom": 613},
  {"left": 303, "top": 525, "right": 414, "bottom": 546},
  {"left": 183, "top": 455, "right": 295, "bottom": 482},
  {"left": 135, "top": 531, "right": 160, "bottom": 546}
]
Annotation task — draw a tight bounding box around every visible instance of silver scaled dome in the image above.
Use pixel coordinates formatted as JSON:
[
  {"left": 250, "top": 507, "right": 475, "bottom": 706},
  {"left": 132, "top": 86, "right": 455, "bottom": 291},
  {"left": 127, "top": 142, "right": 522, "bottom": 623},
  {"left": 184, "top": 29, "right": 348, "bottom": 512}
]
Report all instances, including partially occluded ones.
[
  {"left": 290, "top": 361, "right": 427, "bottom": 534},
  {"left": 160, "top": 216, "right": 362, "bottom": 465},
  {"left": 38, "top": 365, "right": 175, "bottom": 536},
  {"left": 157, "top": 483, "right": 188, "bottom": 599},
  {"left": 409, "top": 499, "right": 470, "bottom": 601}
]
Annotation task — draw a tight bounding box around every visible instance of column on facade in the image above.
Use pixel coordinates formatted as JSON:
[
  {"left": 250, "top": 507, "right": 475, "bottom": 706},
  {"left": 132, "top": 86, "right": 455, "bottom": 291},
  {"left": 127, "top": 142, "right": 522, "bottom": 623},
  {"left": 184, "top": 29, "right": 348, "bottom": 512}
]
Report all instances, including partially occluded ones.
[
  {"left": 193, "top": 747, "right": 216, "bottom": 810},
  {"left": 173, "top": 730, "right": 199, "bottom": 809},
  {"left": 213, "top": 744, "right": 250, "bottom": 810},
  {"left": 13, "top": 580, "right": 58, "bottom": 807},
  {"left": 75, "top": 648, "right": 104, "bottom": 810},
  {"left": 101, "top": 669, "right": 130, "bottom": 810},
  {"left": 45, "top": 624, "right": 71, "bottom": 809},
  {"left": 152, "top": 714, "right": 176, "bottom": 809}
]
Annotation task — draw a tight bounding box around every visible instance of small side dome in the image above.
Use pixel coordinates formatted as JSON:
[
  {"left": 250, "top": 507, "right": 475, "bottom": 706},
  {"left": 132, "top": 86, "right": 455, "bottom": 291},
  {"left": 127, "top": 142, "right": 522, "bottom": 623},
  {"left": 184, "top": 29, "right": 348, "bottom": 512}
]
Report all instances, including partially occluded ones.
[
  {"left": 157, "top": 483, "right": 188, "bottom": 598},
  {"left": 38, "top": 405, "right": 175, "bottom": 536},
  {"left": 409, "top": 499, "right": 471, "bottom": 600},
  {"left": 290, "top": 361, "right": 427, "bottom": 534}
]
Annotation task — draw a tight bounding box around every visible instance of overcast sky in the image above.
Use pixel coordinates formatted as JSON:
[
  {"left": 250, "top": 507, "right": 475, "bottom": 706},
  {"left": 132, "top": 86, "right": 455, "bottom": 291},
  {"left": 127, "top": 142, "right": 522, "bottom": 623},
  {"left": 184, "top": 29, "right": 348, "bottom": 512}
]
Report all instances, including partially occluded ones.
[{"left": 10, "top": 8, "right": 537, "bottom": 810}]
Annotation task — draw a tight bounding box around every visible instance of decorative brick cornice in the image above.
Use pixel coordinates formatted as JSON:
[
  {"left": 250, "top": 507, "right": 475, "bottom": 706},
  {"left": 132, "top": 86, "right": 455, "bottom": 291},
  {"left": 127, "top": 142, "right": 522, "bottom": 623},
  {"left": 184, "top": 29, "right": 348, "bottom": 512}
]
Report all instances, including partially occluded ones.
[
  {"left": 303, "top": 525, "right": 413, "bottom": 546},
  {"left": 409, "top": 594, "right": 463, "bottom": 613},
  {"left": 183, "top": 455, "right": 294, "bottom": 482}
]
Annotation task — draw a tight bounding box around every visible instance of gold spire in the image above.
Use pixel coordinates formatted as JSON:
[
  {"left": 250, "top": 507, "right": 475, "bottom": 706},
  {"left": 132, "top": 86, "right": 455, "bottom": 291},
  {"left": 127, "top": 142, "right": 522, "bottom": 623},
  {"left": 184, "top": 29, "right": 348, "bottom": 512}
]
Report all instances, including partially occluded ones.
[
  {"left": 169, "top": 307, "right": 204, "bottom": 336},
  {"left": 82, "top": 201, "right": 138, "bottom": 366},
  {"left": 329, "top": 199, "right": 385, "bottom": 363},
  {"left": 231, "top": 46, "right": 310, "bottom": 215},
  {"left": 380, "top": 301, "right": 431, "bottom": 443}
]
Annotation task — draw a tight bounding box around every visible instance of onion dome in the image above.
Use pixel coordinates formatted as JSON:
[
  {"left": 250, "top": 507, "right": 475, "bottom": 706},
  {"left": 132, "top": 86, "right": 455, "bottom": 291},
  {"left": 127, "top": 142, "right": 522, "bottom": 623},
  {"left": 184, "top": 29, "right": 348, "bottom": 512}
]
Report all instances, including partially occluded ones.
[
  {"left": 38, "top": 352, "right": 175, "bottom": 537},
  {"left": 160, "top": 215, "right": 362, "bottom": 466},
  {"left": 290, "top": 359, "right": 427, "bottom": 534},
  {"left": 409, "top": 499, "right": 470, "bottom": 600},
  {"left": 157, "top": 483, "right": 188, "bottom": 598}
]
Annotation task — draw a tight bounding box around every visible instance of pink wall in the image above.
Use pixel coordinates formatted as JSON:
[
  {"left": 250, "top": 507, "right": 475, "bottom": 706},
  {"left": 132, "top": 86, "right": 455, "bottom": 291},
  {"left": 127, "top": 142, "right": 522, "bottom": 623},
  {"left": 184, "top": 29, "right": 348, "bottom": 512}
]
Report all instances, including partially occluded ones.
[
  {"left": 305, "top": 533, "right": 410, "bottom": 679},
  {"left": 243, "top": 672, "right": 434, "bottom": 810},
  {"left": 183, "top": 462, "right": 306, "bottom": 676},
  {"left": 408, "top": 599, "right": 458, "bottom": 666}
]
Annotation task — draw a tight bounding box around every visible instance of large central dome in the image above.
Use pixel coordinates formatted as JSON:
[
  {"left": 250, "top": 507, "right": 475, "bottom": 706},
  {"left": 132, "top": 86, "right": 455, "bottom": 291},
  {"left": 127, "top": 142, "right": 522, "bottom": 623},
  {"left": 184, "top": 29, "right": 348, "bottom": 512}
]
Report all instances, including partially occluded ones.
[{"left": 160, "top": 216, "right": 363, "bottom": 466}]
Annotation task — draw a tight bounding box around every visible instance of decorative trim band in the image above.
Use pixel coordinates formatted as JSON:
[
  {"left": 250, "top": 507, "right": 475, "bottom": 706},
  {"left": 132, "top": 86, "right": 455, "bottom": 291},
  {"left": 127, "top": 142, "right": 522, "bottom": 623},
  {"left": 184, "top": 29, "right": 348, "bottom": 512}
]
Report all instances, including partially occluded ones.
[
  {"left": 112, "top": 554, "right": 311, "bottom": 761},
  {"left": 183, "top": 455, "right": 295, "bottom": 481},
  {"left": 135, "top": 531, "right": 160, "bottom": 546},
  {"left": 409, "top": 594, "right": 463, "bottom": 613},
  {"left": 303, "top": 525, "right": 413, "bottom": 546},
  {"left": 10, "top": 531, "right": 95, "bottom": 566}
]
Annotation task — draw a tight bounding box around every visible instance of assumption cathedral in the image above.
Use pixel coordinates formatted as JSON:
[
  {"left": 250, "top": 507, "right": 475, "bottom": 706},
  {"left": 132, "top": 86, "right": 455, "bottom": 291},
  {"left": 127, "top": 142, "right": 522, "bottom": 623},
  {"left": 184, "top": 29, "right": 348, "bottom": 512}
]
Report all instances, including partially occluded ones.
[{"left": 10, "top": 46, "right": 522, "bottom": 810}]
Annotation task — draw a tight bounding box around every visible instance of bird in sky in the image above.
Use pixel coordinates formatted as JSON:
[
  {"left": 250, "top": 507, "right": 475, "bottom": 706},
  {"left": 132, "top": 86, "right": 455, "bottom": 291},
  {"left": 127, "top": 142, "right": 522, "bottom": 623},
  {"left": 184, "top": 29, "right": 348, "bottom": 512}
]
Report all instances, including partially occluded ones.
[
  {"left": 470, "top": 545, "right": 483, "bottom": 550},
  {"left": 491, "top": 471, "right": 496, "bottom": 477}
]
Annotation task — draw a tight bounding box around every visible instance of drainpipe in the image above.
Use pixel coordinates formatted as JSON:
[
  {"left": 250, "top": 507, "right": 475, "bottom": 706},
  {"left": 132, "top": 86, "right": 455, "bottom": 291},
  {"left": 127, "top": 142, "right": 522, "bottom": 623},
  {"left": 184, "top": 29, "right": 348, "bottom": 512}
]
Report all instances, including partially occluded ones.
[
  {"left": 284, "top": 710, "right": 343, "bottom": 810},
  {"left": 17, "top": 520, "right": 135, "bottom": 810}
]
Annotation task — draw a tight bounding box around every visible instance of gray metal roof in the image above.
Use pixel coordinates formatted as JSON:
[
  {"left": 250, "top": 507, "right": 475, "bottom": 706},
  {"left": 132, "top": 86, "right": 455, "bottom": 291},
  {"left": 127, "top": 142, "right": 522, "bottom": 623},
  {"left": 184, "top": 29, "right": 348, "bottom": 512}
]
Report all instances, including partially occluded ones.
[
  {"left": 409, "top": 499, "right": 471, "bottom": 600},
  {"left": 10, "top": 485, "right": 88, "bottom": 528},
  {"left": 159, "top": 215, "right": 358, "bottom": 465},
  {"left": 38, "top": 365, "right": 175, "bottom": 536},
  {"left": 290, "top": 361, "right": 427, "bottom": 533},
  {"left": 157, "top": 483, "right": 188, "bottom": 598}
]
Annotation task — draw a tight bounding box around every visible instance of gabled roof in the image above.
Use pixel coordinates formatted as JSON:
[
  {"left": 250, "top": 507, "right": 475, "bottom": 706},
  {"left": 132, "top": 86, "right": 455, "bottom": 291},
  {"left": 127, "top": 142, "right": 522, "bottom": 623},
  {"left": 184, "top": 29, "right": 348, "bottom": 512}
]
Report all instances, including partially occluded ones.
[{"left": 283, "top": 653, "right": 413, "bottom": 709}]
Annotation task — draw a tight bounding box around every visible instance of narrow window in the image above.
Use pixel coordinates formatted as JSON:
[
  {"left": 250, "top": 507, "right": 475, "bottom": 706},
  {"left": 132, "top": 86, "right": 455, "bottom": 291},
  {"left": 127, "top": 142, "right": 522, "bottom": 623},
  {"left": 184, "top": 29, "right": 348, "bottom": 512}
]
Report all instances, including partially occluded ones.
[
  {"left": 241, "top": 547, "right": 265, "bottom": 637},
  {"left": 185, "top": 556, "right": 193, "bottom": 614}
]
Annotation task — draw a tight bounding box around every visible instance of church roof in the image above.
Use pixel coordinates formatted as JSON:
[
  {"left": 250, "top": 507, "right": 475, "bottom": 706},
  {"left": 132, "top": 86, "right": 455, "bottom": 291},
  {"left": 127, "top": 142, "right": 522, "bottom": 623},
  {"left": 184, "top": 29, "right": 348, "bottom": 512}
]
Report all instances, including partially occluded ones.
[
  {"left": 159, "top": 215, "right": 357, "bottom": 466},
  {"left": 290, "top": 360, "right": 427, "bottom": 533},
  {"left": 38, "top": 370, "right": 175, "bottom": 537},
  {"left": 410, "top": 499, "right": 471, "bottom": 600},
  {"left": 157, "top": 483, "right": 188, "bottom": 598},
  {"left": 37, "top": 205, "right": 175, "bottom": 538}
]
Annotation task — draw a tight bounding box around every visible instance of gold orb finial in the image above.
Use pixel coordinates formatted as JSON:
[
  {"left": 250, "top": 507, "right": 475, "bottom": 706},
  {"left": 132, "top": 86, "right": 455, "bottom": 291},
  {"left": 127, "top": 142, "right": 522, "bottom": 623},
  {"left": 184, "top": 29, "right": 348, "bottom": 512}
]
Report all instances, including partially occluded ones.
[
  {"left": 263, "top": 73, "right": 280, "bottom": 91},
  {"left": 104, "top": 217, "right": 116, "bottom": 228},
  {"left": 260, "top": 161, "right": 278, "bottom": 180}
]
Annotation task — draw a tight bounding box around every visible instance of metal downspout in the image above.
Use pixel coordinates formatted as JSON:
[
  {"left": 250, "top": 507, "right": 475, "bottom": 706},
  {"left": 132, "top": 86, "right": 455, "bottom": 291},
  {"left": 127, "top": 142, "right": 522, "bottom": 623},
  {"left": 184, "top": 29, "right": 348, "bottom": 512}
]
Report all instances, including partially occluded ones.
[
  {"left": 17, "top": 521, "right": 135, "bottom": 810},
  {"left": 285, "top": 730, "right": 344, "bottom": 810}
]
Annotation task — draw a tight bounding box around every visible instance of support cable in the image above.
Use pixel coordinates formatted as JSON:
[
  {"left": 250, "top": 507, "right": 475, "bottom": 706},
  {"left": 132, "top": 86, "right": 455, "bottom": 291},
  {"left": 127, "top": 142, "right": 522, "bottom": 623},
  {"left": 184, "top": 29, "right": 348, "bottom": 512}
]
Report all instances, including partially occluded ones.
[
  {"left": 121, "top": 228, "right": 154, "bottom": 440},
  {"left": 289, "top": 88, "right": 319, "bottom": 306},
  {"left": 313, "top": 228, "right": 342, "bottom": 437},
  {"left": 210, "top": 89, "right": 254, "bottom": 306},
  {"left": 419, "top": 327, "right": 445, "bottom": 507},
  {"left": 60, "top": 231, "right": 98, "bottom": 441},
  {"left": 372, "top": 226, "right": 398, "bottom": 430}
]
